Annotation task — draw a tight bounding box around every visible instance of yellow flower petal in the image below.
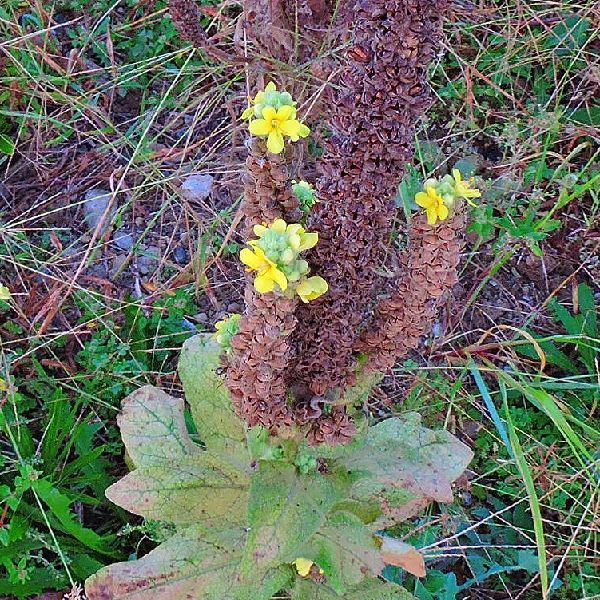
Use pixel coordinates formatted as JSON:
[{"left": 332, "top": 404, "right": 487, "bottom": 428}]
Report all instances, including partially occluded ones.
[
  {"left": 438, "top": 203, "right": 449, "bottom": 221},
  {"left": 415, "top": 191, "right": 433, "bottom": 209},
  {"left": 293, "top": 558, "right": 314, "bottom": 577},
  {"left": 249, "top": 118, "right": 271, "bottom": 136},
  {"left": 298, "top": 232, "right": 318, "bottom": 251},
  {"left": 287, "top": 224, "right": 304, "bottom": 236},
  {"left": 426, "top": 208, "right": 438, "bottom": 225},
  {"left": 279, "top": 118, "right": 303, "bottom": 140},
  {"left": 297, "top": 123, "right": 310, "bottom": 138},
  {"left": 296, "top": 276, "right": 327, "bottom": 302},
  {"left": 241, "top": 106, "right": 254, "bottom": 120},
  {"left": 253, "top": 224, "right": 268, "bottom": 237},
  {"left": 267, "top": 130, "right": 284, "bottom": 154},
  {"left": 288, "top": 233, "right": 301, "bottom": 251},
  {"left": 240, "top": 247, "right": 263, "bottom": 270},
  {"left": 261, "top": 105, "right": 277, "bottom": 122},
  {"left": 254, "top": 273, "right": 275, "bottom": 293},
  {"left": 270, "top": 265, "right": 288, "bottom": 291},
  {"left": 452, "top": 168, "right": 462, "bottom": 183},
  {"left": 0, "top": 285, "right": 11, "bottom": 301},
  {"left": 265, "top": 81, "right": 276, "bottom": 92},
  {"left": 277, "top": 105, "right": 295, "bottom": 120}
]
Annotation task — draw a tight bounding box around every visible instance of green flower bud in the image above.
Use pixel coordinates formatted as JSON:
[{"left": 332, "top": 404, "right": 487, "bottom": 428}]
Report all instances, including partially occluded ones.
[{"left": 281, "top": 248, "right": 295, "bottom": 264}]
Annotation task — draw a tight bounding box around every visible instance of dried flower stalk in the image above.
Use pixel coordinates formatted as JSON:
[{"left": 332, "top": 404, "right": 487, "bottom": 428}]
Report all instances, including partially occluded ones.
[
  {"left": 242, "top": 139, "right": 301, "bottom": 234},
  {"left": 289, "top": 0, "right": 449, "bottom": 397},
  {"left": 225, "top": 140, "right": 301, "bottom": 431},
  {"left": 225, "top": 289, "right": 297, "bottom": 431},
  {"left": 358, "top": 209, "right": 467, "bottom": 372}
]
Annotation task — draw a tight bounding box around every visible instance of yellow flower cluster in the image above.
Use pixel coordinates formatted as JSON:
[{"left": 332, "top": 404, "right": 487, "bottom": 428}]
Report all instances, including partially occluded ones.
[
  {"left": 242, "top": 82, "right": 310, "bottom": 154},
  {"left": 240, "top": 219, "right": 327, "bottom": 303},
  {"left": 415, "top": 168, "right": 481, "bottom": 225}
]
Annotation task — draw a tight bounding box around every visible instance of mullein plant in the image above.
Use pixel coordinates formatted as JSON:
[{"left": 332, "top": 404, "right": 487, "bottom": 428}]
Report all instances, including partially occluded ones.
[{"left": 86, "top": 1, "right": 477, "bottom": 598}]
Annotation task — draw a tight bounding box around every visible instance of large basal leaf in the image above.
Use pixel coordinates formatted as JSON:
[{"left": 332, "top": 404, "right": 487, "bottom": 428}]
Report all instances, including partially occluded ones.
[
  {"left": 85, "top": 525, "right": 244, "bottom": 600},
  {"left": 105, "top": 453, "right": 249, "bottom": 527},
  {"left": 242, "top": 462, "right": 340, "bottom": 573},
  {"left": 179, "top": 335, "right": 246, "bottom": 456},
  {"left": 300, "top": 510, "right": 384, "bottom": 595},
  {"left": 108, "top": 385, "right": 249, "bottom": 528},
  {"left": 118, "top": 385, "right": 202, "bottom": 468},
  {"left": 338, "top": 414, "right": 473, "bottom": 524},
  {"left": 291, "top": 576, "right": 416, "bottom": 600}
]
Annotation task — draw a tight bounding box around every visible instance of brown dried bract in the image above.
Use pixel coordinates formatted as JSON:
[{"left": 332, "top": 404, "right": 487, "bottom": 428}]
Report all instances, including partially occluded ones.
[
  {"left": 288, "top": 0, "right": 449, "bottom": 397},
  {"left": 225, "top": 289, "right": 298, "bottom": 432},
  {"left": 224, "top": 140, "right": 301, "bottom": 432},
  {"left": 358, "top": 209, "right": 467, "bottom": 373},
  {"left": 242, "top": 139, "right": 301, "bottom": 234}
]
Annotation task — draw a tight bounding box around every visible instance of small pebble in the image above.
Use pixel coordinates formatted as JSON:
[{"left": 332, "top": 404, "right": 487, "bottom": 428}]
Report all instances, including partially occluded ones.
[
  {"left": 113, "top": 233, "right": 134, "bottom": 251},
  {"left": 180, "top": 173, "right": 214, "bottom": 202},
  {"left": 173, "top": 246, "right": 189, "bottom": 265},
  {"left": 138, "top": 246, "right": 159, "bottom": 275},
  {"left": 110, "top": 254, "right": 128, "bottom": 279},
  {"left": 83, "top": 188, "right": 115, "bottom": 233}
]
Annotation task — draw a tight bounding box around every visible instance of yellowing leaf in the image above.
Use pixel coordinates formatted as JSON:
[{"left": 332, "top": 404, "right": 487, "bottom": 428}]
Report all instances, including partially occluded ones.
[
  {"left": 106, "top": 453, "right": 249, "bottom": 527},
  {"left": 117, "top": 385, "right": 201, "bottom": 468},
  {"left": 378, "top": 537, "right": 426, "bottom": 578},
  {"left": 179, "top": 336, "right": 247, "bottom": 458}
]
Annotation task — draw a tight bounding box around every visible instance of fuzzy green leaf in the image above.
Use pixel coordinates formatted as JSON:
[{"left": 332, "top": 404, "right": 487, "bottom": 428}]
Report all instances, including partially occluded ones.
[
  {"left": 243, "top": 462, "right": 340, "bottom": 572},
  {"left": 118, "top": 385, "right": 201, "bottom": 468},
  {"left": 179, "top": 336, "right": 246, "bottom": 456},
  {"left": 338, "top": 414, "right": 473, "bottom": 524},
  {"left": 300, "top": 510, "right": 384, "bottom": 594},
  {"left": 291, "top": 577, "right": 416, "bottom": 600},
  {"left": 105, "top": 453, "right": 249, "bottom": 527},
  {"left": 85, "top": 526, "right": 245, "bottom": 599}
]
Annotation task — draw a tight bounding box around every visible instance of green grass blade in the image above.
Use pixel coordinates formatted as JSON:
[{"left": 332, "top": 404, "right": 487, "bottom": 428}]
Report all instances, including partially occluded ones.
[
  {"left": 503, "top": 396, "right": 549, "bottom": 600},
  {"left": 496, "top": 370, "right": 593, "bottom": 468},
  {"left": 469, "top": 361, "right": 514, "bottom": 459}
]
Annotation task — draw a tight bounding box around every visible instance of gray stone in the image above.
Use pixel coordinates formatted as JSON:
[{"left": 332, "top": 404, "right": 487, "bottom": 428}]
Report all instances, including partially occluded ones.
[
  {"left": 195, "top": 312, "right": 209, "bottom": 324},
  {"left": 113, "top": 233, "right": 134, "bottom": 251},
  {"left": 138, "top": 246, "right": 160, "bottom": 275},
  {"left": 83, "top": 188, "right": 116, "bottom": 233},
  {"left": 173, "top": 245, "right": 189, "bottom": 265},
  {"left": 88, "top": 262, "right": 108, "bottom": 279},
  {"left": 180, "top": 174, "right": 213, "bottom": 202},
  {"left": 110, "top": 254, "right": 128, "bottom": 279}
]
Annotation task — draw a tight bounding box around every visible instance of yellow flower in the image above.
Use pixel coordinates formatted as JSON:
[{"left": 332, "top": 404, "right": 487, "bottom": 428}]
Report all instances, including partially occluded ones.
[
  {"left": 296, "top": 276, "right": 328, "bottom": 303},
  {"left": 248, "top": 105, "right": 310, "bottom": 154},
  {"left": 293, "top": 558, "right": 323, "bottom": 577},
  {"left": 0, "top": 285, "right": 10, "bottom": 301},
  {"left": 452, "top": 169, "right": 481, "bottom": 206},
  {"left": 415, "top": 186, "right": 449, "bottom": 225},
  {"left": 240, "top": 246, "right": 288, "bottom": 293}
]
